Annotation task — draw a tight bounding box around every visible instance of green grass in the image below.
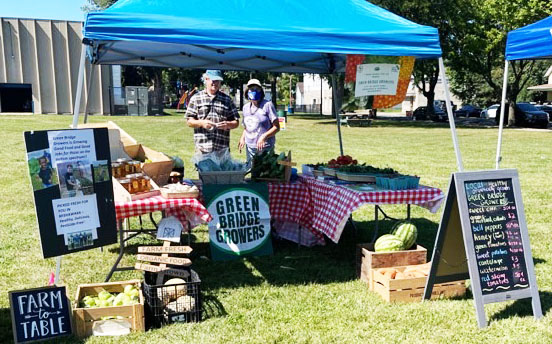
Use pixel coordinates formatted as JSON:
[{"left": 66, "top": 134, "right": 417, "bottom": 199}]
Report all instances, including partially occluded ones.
[{"left": 1, "top": 113, "right": 552, "bottom": 343}]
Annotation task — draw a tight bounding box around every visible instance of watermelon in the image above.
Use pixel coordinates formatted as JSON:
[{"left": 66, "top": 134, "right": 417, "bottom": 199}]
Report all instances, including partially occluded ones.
[
  {"left": 374, "top": 234, "right": 405, "bottom": 252},
  {"left": 392, "top": 222, "right": 417, "bottom": 249}
]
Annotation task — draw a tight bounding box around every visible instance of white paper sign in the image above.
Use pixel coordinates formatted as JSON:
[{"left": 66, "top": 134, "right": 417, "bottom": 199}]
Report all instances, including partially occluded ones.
[
  {"left": 47, "top": 129, "right": 97, "bottom": 166},
  {"left": 52, "top": 195, "right": 100, "bottom": 235},
  {"left": 355, "top": 63, "right": 400, "bottom": 97},
  {"left": 156, "top": 216, "right": 184, "bottom": 243}
]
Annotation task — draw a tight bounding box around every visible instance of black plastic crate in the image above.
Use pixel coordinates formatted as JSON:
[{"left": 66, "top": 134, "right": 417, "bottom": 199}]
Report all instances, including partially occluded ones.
[{"left": 143, "top": 269, "right": 202, "bottom": 328}]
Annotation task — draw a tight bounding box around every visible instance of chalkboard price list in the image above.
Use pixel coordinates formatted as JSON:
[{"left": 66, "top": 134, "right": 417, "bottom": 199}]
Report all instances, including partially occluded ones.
[{"left": 464, "top": 179, "right": 529, "bottom": 295}]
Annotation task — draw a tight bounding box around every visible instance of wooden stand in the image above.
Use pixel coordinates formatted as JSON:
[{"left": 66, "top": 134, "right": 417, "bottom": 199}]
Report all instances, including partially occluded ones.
[{"left": 256, "top": 151, "right": 297, "bottom": 183}]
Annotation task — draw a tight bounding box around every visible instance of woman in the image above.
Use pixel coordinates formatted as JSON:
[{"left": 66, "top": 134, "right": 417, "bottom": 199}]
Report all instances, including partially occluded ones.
[{"left": 238, "top": 79, "right": 280, "bottom": 166}]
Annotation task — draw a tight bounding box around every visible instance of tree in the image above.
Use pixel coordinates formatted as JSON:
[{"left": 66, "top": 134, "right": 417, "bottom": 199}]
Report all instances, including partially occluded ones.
[
  {"left": 277, "top": 74, "right": 300, "bottom": 106},
  {"left": 446, "top": 0, "right": 552, "bottom": 124},
  {"left": 370, "top": 0, "right": 471, "bottom": 115}
]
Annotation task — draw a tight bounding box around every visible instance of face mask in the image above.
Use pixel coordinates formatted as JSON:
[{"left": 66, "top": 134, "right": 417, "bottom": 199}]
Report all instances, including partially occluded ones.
[{"left": 248, "top": 90, "right": 261, "bottom": 101}]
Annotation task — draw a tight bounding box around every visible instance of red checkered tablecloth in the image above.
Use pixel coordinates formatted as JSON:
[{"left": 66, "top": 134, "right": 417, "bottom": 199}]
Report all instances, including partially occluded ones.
[
  {"left": 115, "top": 196, "right": 212, "bottom": 230},
  {"left": 301, "top": 177, "right": 445, "bottom": 243}
]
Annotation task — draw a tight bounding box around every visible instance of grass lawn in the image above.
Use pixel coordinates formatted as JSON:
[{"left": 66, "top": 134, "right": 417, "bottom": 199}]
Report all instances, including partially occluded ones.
[{"left": 1, "top": 112, "right": 551, "bottom": 343}]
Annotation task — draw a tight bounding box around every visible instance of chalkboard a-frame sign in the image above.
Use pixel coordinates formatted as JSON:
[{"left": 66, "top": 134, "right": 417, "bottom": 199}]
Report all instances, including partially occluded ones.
[{"left": 423, "top": 169, "right": 542, "bottom": 328}]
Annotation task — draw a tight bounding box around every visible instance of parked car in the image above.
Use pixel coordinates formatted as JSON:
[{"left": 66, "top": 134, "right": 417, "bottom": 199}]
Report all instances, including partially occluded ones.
[
  {"left": 536, "top": 105, "right": 552, "bottom": 119},
  {"left": 495, "top": 102, "right": 549, "bottom": 128},
  {"left": 412, "top": 106, "right": 448, "bottom": 122},
  {"left": 481, "top": 104, "right": 499, "bottom": 119},
  {"left": 454, "top": 104, "right": 482, "bottom": 117}
]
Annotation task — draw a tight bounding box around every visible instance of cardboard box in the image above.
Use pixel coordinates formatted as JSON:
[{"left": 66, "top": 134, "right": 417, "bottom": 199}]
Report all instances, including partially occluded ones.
[
  {"left": 357, "top": 243, "right": 427, "bottom": 290},
  {"left": 113, "top": 177, "right": 161, "bottom": 203},
  {"left": 371, "top": 264, "right": 466, "bottom": 303},
  {"left": 73, "top": 279, "right": 145, "bottom": 338},
  {"left": 76, "top": 121, "right": 173, "bottom": 186}
]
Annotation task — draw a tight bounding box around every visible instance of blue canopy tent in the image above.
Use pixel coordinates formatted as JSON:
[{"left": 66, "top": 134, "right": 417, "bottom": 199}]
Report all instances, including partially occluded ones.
[
  {"left": 72, "top": 0, "right": 463, "bottom": 170},
  {"left": 496, "top": 15, "right": 552, "bottom": 168}
]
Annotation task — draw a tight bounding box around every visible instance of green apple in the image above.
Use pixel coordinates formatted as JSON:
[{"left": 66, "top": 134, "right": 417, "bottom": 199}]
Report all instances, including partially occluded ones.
[{"left": 98, "top": 290, "right": 112, "bottom": 301}]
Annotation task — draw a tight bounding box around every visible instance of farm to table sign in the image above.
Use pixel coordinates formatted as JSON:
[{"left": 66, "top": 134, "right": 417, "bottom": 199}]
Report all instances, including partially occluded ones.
[{"left": 204, "top": 184, "right": 272, "bottom": 260}]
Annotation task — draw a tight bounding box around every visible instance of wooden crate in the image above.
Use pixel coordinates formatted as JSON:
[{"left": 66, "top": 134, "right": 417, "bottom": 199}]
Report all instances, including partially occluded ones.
[
  {"left": 73, "top": 279, "right": 145, "bottom": 338},
  {"left": 371, "top": 264, "right": 466, "bottom": 303},
  {"left": 356, "top": 243, "right": 427, "bottom": 290}
]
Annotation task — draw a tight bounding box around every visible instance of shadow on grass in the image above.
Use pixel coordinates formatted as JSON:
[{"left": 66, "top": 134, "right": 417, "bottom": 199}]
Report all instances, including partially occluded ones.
[
  {"left": 202, "top": 293, "right": 228, "bottom": 319},
  {"left": 489, "top": 291, "right": 552, "bottom": 322},
  {"left": 533, "top": 257, "right": 547, "bottom": 265}
]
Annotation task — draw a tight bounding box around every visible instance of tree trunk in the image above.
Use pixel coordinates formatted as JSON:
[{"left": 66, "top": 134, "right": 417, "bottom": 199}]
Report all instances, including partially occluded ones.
[
  {"left": 508, "top": 103, "right": 516, "bottom": 126},
  {"left": 332, "top": 75, "right": 345, "bottom": 119},
  {"left": 425, "top": 92, "right": 435, "bottom": 115},
  {"left": 152, "top": 70, "right": 163, "bottom": 115}
]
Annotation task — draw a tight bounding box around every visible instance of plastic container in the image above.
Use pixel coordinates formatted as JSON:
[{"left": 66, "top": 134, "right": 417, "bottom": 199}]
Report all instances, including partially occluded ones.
[
  {"left": 199, "top": 171, "right": 246, "bottom": 184},
  {"left": 142, "top": 270, "right": 202, "bottom": 328}
]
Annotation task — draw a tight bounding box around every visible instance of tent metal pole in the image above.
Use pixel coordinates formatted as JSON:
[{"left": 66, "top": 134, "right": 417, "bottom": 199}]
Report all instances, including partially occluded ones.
[
  {"left": 331, "top": 73, "right": 344, "bottom": 156},
  {"left": 83, "top": 63, "right": 97, "bottom": 124},
  {"left": 71, "top": 44, "right": 87, "bottom": 129},
  {"left": 438, "top": 58, "right": 463, "bottom": 171},
  {"left": 496, "top": 60, "right": 510, "bottom": 169}
]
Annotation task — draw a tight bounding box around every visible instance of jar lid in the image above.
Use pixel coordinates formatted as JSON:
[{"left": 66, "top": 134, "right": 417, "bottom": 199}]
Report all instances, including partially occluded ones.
[
  {"left": 119, "top": 178, "right": 130, "bottom": 183},
  {"left": 116, "top": 158, "right": 129, "bottom": 163},
  {"left": 143, "top": 176, "right": 151, "bottom": 180}
]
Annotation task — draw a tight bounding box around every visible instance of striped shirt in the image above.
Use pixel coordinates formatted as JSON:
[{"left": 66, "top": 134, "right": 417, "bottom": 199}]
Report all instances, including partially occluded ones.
[{"left": 185, "top": 90, "right": 239, "bottom": 153}]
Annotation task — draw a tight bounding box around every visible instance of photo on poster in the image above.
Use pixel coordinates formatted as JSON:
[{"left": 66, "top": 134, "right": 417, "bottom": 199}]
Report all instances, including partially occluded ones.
[
  {"left": 27, "top": 149, "right": 59, "bottom": 191},
  {"left": 57, "top": 161, "right": 94, "bottom": 198},
  {"left": 92, "top": 160, "right": 110, "bottom": 183},
  {"left": 64, "top": 230, "right": 94, "bottom": 251}
]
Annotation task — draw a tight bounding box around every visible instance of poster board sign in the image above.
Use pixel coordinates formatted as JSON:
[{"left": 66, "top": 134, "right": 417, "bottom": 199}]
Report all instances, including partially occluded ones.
[
  {"left": 424, "top": 169, "right": 542, "bottom": 328},
  {"left": 203, "top": 183, "right": 272, "bottom": 261},
  {"left": 9, "top": 286, "right": 72, "bottom": 343},
  {"left": 156, "top": 216, "right": 184, "bottom": 243},
  {"left": 354, "top": 63, "right": 400, "bottom": 97},
  {"left": 24, "top": 128, "right": 117, "bottom": 258}
]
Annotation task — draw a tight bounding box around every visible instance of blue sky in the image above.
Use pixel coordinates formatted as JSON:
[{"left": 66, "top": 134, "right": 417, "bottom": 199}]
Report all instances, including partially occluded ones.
[{"left": 0, "top": 0, "right": 89, "bottom": 22}]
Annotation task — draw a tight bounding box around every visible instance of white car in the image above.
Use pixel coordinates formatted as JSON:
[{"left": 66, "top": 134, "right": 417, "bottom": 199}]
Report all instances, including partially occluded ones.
[{"left": 481, "top": 104, "right": 499, "bottom": 119}]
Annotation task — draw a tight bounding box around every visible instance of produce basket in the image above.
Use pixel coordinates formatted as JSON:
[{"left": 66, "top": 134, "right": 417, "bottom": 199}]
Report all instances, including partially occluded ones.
[
  {"left": 253, "top": 151, "right": 295, "bottom": 183},
  {"left": 323, "top": 167, "right": 337, "bottom": 176},
  {"left": 376, "top": 175, "right": 420, "bottom": 190},
  {"left": 142, "top": 270, "right": 202, "bottom": 328},
  {"left": 371, "top": 263, "right": 466, "bottom": 303},
  {"left": 73, "top": 279, "right": 145, "bottom": 338},
  {"left": 199, "top": 170, "right": 246, "bottom": 184},
  {"left": 336, "top": 171, "right": 378, "bottom": 183},
  {"left": 357, "top": 243, "right": 427, "bottom": 290}
]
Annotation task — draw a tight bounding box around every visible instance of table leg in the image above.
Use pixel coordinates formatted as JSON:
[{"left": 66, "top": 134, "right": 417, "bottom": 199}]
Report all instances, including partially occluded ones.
[
  {"left": 105, "top": 219, "right": 126, "bottom": 282},
  {"left": 371, "top": 206, "right": 380, "bottom": 243}
]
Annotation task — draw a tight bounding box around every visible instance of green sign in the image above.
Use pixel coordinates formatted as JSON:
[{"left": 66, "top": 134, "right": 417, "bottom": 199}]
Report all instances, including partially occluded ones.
[{"left": 204, "top": 183, "right": 272, "bottom": 261}]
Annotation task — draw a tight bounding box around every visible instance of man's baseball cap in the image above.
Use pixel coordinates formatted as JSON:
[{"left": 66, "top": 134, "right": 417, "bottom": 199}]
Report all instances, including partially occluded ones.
[
  {"left": 247, "top": 79, "right": 262, "bottom": 88},
  {"left": 205, "top": 70, "right": 223, "bottom": 81}
]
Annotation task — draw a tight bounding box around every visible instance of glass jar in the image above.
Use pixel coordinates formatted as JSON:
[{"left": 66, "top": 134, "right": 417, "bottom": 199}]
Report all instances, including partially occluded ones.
[
  {"left": 117, "top": 158, "right": 132, "bottom": 175},
  {"left": 134, "top": 173, "right": 145, "bottom": 192},
  {"left": 142, "top": 175, "right": 151, "bottom": 192},
  {"left": 118, "top": 178, "right": 131, "bottom": 193},
  {"left": 129, "top": 174, "right": 140, "bottom": 194},
  {"left": 131, "top": 160, "right": 142, "bottom": 173},
  {"left": 111, "top": 162, "right": 121, "bottom": 178}
]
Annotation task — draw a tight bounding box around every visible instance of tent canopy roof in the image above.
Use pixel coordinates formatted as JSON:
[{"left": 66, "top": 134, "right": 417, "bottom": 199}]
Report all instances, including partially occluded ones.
[
  {"left": 506, "top": 15, "right": 552, "bottom": 61},
  {"left": 83, "top": 0, "right": 442, "bottom": 73}
]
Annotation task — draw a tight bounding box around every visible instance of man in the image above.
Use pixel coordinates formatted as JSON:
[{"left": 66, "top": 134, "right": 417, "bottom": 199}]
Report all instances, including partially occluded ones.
[{"left": 186, "top": 70, "right": 240, "bottom": 153}]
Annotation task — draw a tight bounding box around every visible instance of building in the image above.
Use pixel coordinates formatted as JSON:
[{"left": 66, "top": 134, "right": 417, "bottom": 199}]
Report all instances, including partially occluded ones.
[
  {"left": 527, "top": 65, "right": 552, "bottom": 101},
  {"left": 0, "top": 17, "right": 112, "bottom": 114},
  {"left": 401, "top": 76, "right": 462, "bottom": 114},
  {"left": 296, "top": 74, "right": 333, "bottom": 115}
]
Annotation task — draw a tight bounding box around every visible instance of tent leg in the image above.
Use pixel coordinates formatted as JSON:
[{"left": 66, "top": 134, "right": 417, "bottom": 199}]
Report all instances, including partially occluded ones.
[
  {"left": 83, "top": 63, "right": 97, "bottom": 124},
  {"left": 438, "top": 58, "right": 464, "bottom": 172},
  {"left": 71, "top": 44, "right": 87, "bottom": 129},
  {"left": 496, "top": 60, "right": 509, "bottom": 169},
  {"left": 331, "top": 74, "right": 344, "bottom": 156}
]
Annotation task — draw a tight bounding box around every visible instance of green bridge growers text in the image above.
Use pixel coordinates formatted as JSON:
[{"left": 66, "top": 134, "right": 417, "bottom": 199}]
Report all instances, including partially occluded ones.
[{"left": 214, "top": 195, "right": 265, "bottom": 245}]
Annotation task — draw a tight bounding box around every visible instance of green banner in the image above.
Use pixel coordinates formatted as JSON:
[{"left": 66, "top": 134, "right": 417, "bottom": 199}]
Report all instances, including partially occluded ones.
[{"left": 204, "top": 183, "right": 272, "bottom": 261}]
